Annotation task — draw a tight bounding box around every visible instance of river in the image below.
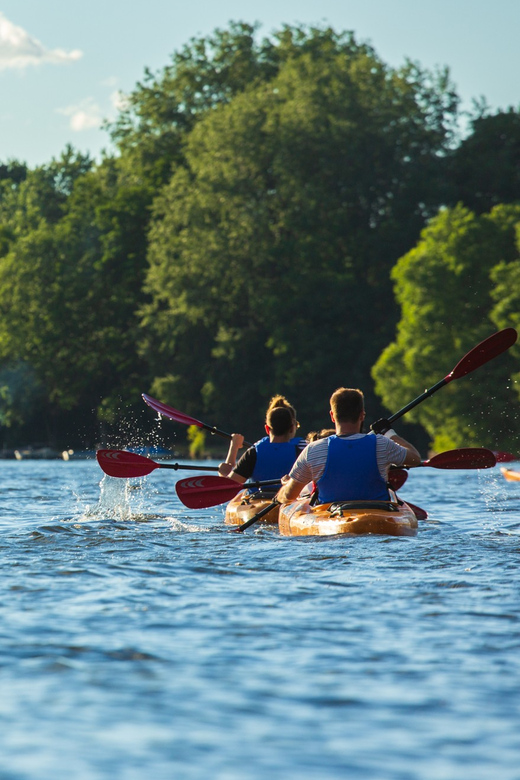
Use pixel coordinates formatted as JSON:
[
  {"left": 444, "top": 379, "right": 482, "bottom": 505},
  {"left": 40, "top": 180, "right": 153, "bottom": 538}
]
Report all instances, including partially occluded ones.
[{"left": 0, "top": 458, "right": 519, "bottom": 779}]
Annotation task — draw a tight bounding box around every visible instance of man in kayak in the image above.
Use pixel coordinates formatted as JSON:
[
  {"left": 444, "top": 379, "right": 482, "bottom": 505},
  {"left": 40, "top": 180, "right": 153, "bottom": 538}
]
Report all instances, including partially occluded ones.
[
  {"left": 275, "top": 387, "right": 421, "bottom": 504},
  {"left": 218, "top": 395, "right": 306, "bottom": 486}
]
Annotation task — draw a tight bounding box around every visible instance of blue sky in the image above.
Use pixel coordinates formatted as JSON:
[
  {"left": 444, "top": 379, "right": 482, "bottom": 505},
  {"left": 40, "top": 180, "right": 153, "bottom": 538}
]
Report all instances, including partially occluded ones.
[{"left": 1, "top": 0, "right": 519, "bottom": 167}]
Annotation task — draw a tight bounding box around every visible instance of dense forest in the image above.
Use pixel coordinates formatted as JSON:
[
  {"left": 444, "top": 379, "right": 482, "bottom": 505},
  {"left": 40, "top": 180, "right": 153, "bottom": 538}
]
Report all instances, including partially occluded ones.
[{"left": 1, "top": 22, "right": 520, "bottom": 453}]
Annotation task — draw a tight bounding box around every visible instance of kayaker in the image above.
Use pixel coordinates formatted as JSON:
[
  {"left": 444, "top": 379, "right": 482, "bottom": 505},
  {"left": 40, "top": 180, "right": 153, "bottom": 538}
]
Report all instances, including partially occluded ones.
[
  {"left": 218, "top": 395, "right": 306, "bottom": 485},
  {"left": 275, "top": 387, "right": 421, "bottom": 504}
]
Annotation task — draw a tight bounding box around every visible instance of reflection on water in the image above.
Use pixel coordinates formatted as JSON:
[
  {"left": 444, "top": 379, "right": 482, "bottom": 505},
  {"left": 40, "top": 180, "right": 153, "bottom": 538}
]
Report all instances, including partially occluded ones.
[{"left": 0, "top": 459, "right": 519, "bottom": 779}]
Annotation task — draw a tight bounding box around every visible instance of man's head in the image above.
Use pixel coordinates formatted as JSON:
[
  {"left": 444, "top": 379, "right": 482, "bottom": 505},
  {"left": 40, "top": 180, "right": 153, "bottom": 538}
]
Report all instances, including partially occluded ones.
[{"left": 329, "top": 388, "right": 365, "bottom": 428}]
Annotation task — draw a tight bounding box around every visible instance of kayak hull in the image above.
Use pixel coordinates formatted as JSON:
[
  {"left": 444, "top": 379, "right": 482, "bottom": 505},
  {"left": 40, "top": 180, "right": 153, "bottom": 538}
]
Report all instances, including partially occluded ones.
[
  {"left": 225, "top": 490, "right": 280, "bottom": 526},
  {"left": 500, "top": 466, "right": 520, "bottom": 482},
  {"left": 278, "top": 498, "right": 418, "bottom": 537}
]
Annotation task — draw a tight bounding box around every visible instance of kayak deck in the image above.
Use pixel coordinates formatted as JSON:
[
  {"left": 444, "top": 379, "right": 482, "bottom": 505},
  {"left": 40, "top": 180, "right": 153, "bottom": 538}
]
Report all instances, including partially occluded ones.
[
  {"left": 225, "top": 489, "right": 280, "bottom": 526},
  {"left": 278, "top": 497, "right": 418, "bottom": 537},
  {"left": 500, "top": 466, "right": 520, "bottom": 482}
]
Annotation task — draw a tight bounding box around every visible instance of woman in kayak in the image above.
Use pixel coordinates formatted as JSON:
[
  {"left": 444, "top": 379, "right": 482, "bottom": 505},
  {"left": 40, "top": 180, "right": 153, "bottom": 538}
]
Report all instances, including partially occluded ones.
[{"left": 218, "top": 395, "right": 306, "bottom": 485}]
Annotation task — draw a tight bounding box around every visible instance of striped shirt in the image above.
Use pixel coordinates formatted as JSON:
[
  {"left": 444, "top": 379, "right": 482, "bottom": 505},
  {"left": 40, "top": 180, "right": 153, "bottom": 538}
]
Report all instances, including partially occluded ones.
[{"left": 289, "top": 434, "right": 408, "bottom": 485}]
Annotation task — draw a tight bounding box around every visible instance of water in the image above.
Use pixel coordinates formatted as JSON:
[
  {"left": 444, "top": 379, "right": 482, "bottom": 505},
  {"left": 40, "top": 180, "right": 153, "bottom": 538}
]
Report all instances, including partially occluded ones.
[{"left": 1, "top": 459, "right": 520, "bottom": 779}]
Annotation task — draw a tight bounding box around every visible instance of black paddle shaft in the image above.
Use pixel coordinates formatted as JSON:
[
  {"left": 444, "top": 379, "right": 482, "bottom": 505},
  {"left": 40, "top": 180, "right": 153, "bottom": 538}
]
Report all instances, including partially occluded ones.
[
  {"left": 234, "top": 501, "right": 280, "bottom": 533},
  {"left": 160, "top": 463, "right": 218, "bottom": 471},
  {"left": 388, "top": 377, "right": 448, "bottom": 425}
]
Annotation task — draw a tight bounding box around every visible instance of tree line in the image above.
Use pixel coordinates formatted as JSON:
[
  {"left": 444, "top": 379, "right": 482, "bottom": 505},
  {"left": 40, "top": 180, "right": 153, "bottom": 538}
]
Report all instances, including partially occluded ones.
[{"left": 1, "top": 22, "right": 519, "bottom": 452}]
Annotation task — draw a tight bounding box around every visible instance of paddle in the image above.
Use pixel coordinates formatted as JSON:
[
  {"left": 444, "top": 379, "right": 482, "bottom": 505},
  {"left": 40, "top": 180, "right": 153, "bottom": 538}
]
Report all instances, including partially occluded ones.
[
  {"left": 388, "top": 468, "right": 408, "bottom": 490},
  {"left": 493, "top": 450, "right": 519, "bottom": 463},
  {"left": 233, "top": 501, "right": 280, "bottom": 533},
  {"left": 175, "top": 475, "right": 283, "bottom": 510},
  {"left": 372, "top": 328, "right": 517, "bottom": 432},
  {"left": 386, "top": 449, "right": 495, "bottom": 522},
  {"left": 405, "top": 502, "right": 428, "bottom": 521},
  {"left": 96, "top": 449, "right": 219, "bottom": 479},
  {"left": 142, "top": 393, "right": 252, "bottom": 446},
  {"left": 419, "top": 447, "right": 496, "bottom": 470}
]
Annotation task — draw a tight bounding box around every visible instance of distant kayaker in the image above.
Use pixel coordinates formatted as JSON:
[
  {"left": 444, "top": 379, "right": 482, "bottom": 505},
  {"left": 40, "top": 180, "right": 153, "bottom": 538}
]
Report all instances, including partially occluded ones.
[
  {"left": 218, "top": 395, "right": 306, "bottom": 485},
  {"left": 275, "top": 387, "right": 421, "bottom": 505}
]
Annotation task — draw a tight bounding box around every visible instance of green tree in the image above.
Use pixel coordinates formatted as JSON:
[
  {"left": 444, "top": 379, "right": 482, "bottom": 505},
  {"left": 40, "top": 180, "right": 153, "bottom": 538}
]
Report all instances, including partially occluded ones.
[
  {"left": 0, "top": 151, "right": 152, "bottom": 444},
  {"left": 447, "top": 108, "right": 520, "bottom": 214},
  {"left": 139, "top": 25, "right": 459, "bottom": 435},
  {"left": 372, "top": 203, "right": 520, "bottom": 451}
]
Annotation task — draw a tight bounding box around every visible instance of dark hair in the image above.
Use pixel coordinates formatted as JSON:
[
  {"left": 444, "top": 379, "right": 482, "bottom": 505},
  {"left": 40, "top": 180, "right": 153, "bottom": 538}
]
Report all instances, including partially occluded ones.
[
  {"left": 266, "top": 394, "right": 297, "bottom": 436},
  {"left": 330, "top": 388, "right": 364, "bottom": 423}
]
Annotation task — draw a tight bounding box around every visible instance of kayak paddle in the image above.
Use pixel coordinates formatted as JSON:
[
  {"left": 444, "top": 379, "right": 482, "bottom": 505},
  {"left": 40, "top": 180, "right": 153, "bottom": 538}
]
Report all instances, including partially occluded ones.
[
  {"left": 372, "top": 328, "right": 517, "bottom": 432},
  {"left": 419, "top": 447, "right": 496, "bottom": 470},
  {"left": 142, "top": 394, "right": 252, "bottom": 446},
  {"left": 388, "top": 468, "right": 408, "bottom": 490},
  {"left": 493, "top": 450, "right": 519, "bottom": 463},
  {"left": 97, "top": 449, "right": 219, "bottom": 479},
  {"left": 405, "top": 502, "right": 428, "bottom": 521},
  {"left": 175, "top": 475, "right": 283, "bottom": 509},
  {"left": 233, "top": 501, "right": 280, "bottom": 533}
]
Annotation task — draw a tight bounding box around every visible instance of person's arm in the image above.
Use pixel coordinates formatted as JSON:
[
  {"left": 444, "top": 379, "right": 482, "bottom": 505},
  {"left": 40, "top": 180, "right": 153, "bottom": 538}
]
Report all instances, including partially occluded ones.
[
  {"left": 276, "top": 477, "right": 308, "bottom": 504},
  {"left": 275, "top": 445, "right": 316, "bottom": 503},
  {"left": 224, "top": 446, "right": 257, "bottom": 484},
  {"left": 218, "top": 433, "right": 244, "bottom": 477},
  {"left": 383, "top": 430, "right": 421, "bottom": 467}
]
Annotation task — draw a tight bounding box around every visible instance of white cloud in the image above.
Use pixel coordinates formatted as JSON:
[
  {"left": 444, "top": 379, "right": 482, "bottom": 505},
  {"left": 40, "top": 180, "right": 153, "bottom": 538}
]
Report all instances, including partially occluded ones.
[
  {"left": 57, "top": 84, "right": 129, "bottom": 133},
  {"left": 57, "top": 98, "right": 102, "bottom": 132},
  {"left": 110, "top": 89, "right": 129, "bottom": 113},
  {"left": 0, "top": 12, "right": 82, "bottom": 71}
]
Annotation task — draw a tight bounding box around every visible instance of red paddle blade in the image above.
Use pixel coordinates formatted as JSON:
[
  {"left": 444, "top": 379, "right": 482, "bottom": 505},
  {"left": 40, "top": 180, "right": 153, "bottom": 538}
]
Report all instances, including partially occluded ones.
[
  {"left": 388, "top": 468, "right": 408, "bottom": 490},
  {"left": 97, "top": 449, "right": 159, "bottom": 478},
  {"left": 176, "top": 475, "right": 243, "bottom": 509},
  {"left": 445, "top": 328, "right": 517, "bottom": 383},
  {"left": 405, "top": 501, "right": 428, "bottom": 521},
  {"left": 142, "top": 394, "right": 204, "bottom": 428},
  {"left": 493, "top": 450, "right": 518, "bottom": 463},
  {"left": 424, "top": 448, "right": 496, "bottom": 470}
]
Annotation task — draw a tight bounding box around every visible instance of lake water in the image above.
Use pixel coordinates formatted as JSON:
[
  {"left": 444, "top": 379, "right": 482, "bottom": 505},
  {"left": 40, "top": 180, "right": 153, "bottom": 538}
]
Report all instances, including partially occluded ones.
[{"left": 1, "top": 458, "right": 519, "bottom": 779}]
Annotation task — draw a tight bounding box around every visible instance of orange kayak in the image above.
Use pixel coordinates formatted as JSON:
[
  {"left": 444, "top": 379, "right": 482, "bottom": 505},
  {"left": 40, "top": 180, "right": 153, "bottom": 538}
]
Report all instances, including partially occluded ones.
[
  {"left": 500, "top": 466, "right": 520, "bottom": 482},
  {"left": 278, "top": 497, "right": 418, "bottom": 537},
  {"left": 225, "top": 490, "right": 280, "bottom": 526}
]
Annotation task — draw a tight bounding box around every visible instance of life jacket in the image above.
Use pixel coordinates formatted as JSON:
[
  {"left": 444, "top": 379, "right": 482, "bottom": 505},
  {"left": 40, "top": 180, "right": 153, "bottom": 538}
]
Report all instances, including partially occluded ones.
[
  {"left": 316, "top": 434, "right": 390, "bottom": 503},
  {"left": 250, "top": 436, "right": 305, "bottom": 484}
]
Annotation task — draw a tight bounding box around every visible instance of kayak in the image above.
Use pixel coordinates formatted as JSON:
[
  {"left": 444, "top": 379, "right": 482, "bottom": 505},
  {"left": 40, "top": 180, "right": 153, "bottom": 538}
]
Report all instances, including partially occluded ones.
[
  {"left": 278, "top": 496, "right": 418, "bottom": 537},
  {"left": 225, "top": 489, "right": 280, "bottom": 526},
  {"left": 500, "top": 466, "right": 520, "bottom": 482}
]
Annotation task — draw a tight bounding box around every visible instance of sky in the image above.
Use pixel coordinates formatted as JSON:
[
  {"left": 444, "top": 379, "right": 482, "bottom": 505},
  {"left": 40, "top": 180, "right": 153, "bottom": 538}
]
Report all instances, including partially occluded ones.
[{"left": 1, "top": 0, "right": 519, "bottom": 168}]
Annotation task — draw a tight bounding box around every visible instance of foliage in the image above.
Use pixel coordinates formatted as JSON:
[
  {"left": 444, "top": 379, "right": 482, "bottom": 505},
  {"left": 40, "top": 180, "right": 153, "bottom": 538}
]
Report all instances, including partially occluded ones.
[
  {"left": 0, "top": 362, "right": 45, "bottom": 427},
  {"left": 447, "top": 109, "right": 520, "bottom": 214},
  {"left": 0, "top": 150, "right": 153, "bottom": 441},
  {"left": 372, "top": 204, "right": 520, "bottom": 451},
  {"left": 0, "top": 22, "right": 519, "bottom": 449},
  {"left": 187, "top": 425, "right": 207, "bottom": 459},
  {"left": 138, "top": 25, "right": 459, "bottom": 436}
]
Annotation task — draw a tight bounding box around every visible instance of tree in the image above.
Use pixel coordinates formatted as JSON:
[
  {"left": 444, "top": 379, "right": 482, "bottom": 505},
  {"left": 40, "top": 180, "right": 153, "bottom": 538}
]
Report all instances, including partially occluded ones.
[
  {"left": 138, "top": 25, "right": 459, "bottom": 435},
  {"left": 0, "top": 151, "right": 152, "bottom": 444},
  {"left": 447, "top": 109, "right": 520, "bottom": 214},
  {"left": 372, "top": 203, "right": 520, "bottom": 451}
]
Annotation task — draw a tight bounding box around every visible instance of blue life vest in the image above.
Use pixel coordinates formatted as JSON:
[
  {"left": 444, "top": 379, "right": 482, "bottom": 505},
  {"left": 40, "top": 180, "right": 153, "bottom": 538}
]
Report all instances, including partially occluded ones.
[
  {"left": 251, "top": 436, "right": 304, "bottom": 484},
  {"left": 317, "top": 435, "right": 390, "bottom": 503}
]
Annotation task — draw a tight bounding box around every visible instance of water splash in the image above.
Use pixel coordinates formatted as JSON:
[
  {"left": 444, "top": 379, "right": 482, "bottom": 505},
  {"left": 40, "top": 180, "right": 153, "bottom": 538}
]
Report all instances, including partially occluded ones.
[{"left": 93, "top": 474, "right": 149, "bottom": 521}]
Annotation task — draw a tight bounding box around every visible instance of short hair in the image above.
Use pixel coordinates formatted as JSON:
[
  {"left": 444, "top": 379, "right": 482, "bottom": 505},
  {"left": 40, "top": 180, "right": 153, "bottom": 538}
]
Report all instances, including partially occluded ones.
[
  {"left": 266, "top": 394, "right": 297, "bottom": 436},
  {"left": 330, "top": 388, "right": 364, "bottom": 423}
]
